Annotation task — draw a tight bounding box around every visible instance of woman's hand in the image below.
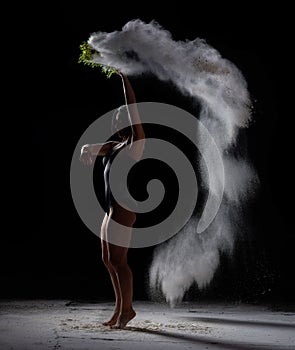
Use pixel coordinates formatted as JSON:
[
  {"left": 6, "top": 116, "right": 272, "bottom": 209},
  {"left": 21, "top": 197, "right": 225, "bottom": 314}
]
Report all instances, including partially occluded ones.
[
  {"left": 116, "top": 71, "right": 126, "bottom": 80},
  {"left": 79, "top": 144, "right": 93, "bottom": 166}
]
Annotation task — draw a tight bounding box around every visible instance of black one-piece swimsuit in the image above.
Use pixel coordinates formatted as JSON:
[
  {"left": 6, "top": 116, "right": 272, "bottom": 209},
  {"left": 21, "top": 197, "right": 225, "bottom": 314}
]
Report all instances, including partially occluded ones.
[{"left": 102, "top": 144, "right": 137, "bottom": 213}]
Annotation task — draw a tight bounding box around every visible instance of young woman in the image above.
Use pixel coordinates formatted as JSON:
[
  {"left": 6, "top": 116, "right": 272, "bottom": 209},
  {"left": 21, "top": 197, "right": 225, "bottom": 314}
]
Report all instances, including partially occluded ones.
[{"left": 79, "top": 73, "right": 145, "bottom": 329}]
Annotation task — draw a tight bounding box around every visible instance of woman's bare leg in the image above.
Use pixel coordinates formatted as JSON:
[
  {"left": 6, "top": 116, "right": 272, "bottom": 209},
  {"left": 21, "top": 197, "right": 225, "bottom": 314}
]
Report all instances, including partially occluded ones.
[
  {"left": 107, "top": 242, "right": 135, "bottom": 329},
  {"left": 100, "top": 211, "right": 122, "bottom": 326},
  {"left": 107, "top": 204, "right": 136, "bottom": 329}
]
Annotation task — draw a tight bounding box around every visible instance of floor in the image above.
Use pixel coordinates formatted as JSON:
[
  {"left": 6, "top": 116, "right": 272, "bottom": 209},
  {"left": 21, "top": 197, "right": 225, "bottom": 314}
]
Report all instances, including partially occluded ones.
[{"left": 0, "top": 300, "right": 294, "bottom": 349}]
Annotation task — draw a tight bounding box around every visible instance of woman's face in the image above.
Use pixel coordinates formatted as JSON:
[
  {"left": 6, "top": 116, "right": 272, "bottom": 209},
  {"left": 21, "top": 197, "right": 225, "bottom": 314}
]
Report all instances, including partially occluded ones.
[
  {"left": 114, "top": 111, "right": 123, "bottom": 133},
  {"left": 113, "top": 108, "right": 132, "bottom": 140},
  {"left": 114, "top": 112, "right": 129, "bottom": 140}
]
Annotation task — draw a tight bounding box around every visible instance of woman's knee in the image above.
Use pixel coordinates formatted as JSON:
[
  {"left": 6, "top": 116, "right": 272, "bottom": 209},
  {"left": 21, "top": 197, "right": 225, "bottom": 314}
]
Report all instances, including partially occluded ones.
[
  {"left": 102, "top": 252, "right": 111, "bottom": 268},
  {"left": 109, "top": 252, "right": 127, "bottom": 271}
]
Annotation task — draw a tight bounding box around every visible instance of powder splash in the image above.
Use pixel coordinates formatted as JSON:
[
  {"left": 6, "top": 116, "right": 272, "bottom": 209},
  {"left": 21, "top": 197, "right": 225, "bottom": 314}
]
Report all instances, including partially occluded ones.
[{"left": 87, "top": 19, "right": 259, "bottom": 305}]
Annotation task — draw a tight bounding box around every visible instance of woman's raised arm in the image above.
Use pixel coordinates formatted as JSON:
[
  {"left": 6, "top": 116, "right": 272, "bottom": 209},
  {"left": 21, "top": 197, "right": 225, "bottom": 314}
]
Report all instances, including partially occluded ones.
[{"left": 120, "top": 73, "right": 145, "bottom": 159}]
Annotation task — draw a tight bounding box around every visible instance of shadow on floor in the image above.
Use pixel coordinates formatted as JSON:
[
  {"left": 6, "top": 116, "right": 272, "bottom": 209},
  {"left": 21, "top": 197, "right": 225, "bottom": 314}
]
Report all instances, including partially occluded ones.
[
  {"left": 125, "top": 326, "right": 292, "bottom": 350},
  {"left": 178, "top": 316, "right": 295, "bottom": 329}
]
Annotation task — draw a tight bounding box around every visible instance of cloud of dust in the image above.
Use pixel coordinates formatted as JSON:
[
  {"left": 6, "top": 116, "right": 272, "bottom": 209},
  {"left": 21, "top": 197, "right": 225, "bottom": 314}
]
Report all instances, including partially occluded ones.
[{"left": 88, "top": 19, "right": 259, "bottom": 305}]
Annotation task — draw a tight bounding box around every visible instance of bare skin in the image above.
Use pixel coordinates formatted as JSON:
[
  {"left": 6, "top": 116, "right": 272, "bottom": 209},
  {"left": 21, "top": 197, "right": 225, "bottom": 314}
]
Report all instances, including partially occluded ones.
[
  {"left": 80, "top": 73, "right": 144, "bottom": 329},
  {"left": 101, "top": 204, "right": 137, "bottom": 328}
]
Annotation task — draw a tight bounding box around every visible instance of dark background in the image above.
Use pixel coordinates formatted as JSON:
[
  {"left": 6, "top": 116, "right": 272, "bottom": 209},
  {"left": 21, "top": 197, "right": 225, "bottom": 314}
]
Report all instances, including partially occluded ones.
[{"left": 3, "top": 2, "right": 294, "bottom": 306}]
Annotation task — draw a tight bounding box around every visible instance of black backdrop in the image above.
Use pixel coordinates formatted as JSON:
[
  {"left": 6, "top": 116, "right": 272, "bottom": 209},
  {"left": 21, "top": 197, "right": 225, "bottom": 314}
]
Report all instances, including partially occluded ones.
[{"left": 3, "top": 2, "right": 294, "bottom": 305}]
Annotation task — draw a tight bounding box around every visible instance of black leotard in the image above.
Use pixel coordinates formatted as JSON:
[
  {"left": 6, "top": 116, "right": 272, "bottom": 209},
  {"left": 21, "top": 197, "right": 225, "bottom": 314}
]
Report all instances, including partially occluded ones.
[{"left": 102, "top": 144, "right": 137, "bottom": 212}]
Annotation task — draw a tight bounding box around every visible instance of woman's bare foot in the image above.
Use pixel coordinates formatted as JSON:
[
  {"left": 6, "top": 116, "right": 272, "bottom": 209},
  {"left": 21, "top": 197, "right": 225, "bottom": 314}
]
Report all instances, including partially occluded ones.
[
  {"left": 110, "top": 308, "right": 136, "bottom": 329},
  {"left": 102, "top": 310, "right": 120, "bottom": 326}
]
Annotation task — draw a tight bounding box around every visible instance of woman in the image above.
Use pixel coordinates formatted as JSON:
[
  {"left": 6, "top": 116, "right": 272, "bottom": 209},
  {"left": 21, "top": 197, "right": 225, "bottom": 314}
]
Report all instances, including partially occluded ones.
[{"left": 79, "top": 73, "right": 145, "bottom": 329}]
